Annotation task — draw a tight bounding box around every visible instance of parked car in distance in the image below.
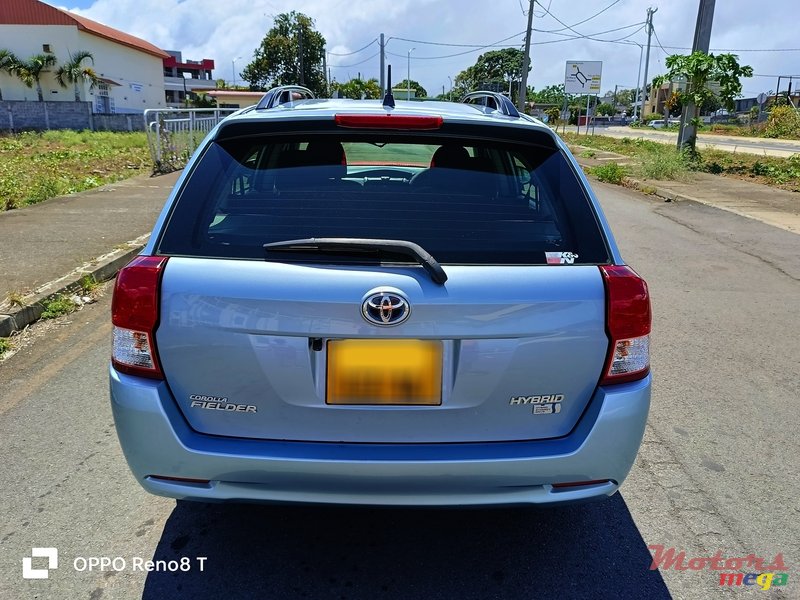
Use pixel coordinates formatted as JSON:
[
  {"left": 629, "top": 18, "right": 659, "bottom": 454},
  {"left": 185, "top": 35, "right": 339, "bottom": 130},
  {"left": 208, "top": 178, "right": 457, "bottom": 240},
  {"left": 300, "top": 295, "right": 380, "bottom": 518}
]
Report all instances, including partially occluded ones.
[
  {"left": 649, "top": 118, "right": 680, "bottom": 129},
  {"left": 109, "top": 86, "right": 652, "bottom": 507}
]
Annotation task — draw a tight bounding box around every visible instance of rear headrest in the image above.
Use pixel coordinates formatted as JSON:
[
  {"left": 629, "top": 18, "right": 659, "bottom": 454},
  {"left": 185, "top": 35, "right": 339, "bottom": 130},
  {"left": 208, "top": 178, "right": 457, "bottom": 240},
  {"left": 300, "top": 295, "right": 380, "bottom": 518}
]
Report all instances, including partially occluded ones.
[
  {"left": 305, "top": 141, "right": 346, "bottom": 166},
  {"left": 431, "top": 145, "right": 470, "bottom": 169},
  {"left": 276, "top": 149, "right": 305, "bottom": 169}
]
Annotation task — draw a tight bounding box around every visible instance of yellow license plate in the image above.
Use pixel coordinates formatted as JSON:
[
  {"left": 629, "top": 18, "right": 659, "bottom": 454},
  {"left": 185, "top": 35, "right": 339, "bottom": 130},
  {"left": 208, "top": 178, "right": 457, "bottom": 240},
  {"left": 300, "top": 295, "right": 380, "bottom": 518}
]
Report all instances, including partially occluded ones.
[{"left": 326, "top": 339, "right": 443, "bottom": 405}]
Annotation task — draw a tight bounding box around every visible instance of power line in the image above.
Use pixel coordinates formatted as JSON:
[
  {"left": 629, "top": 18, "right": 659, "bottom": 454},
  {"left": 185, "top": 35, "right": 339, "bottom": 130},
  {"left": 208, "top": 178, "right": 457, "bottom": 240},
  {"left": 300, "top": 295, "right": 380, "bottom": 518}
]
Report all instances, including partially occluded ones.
[
  {"left": 327, "top": 39, "right": 377, "bottom": 57},
  {"left": 651, "top": 26, "right": 669, "bottom": 55},
  {"left": 390, "top": 32, "right": 525, "bottom": 50},
  {"left": 386, "top": 31, "right": 527, "bottom": 60},
  {"left": 535, "top": 0, "right": 623, "bottom": 33},
  {"left": 534, "top": 1, "right": 646, "bottom": 45},
  {"left": 329, "top": 52, "right": 380, "bottom": 68},
  {"left": 388, "top": 21, "right": 644, "bottom": 59},
  {"left": 531, "top": 24, "right": 646, "bottom": 46}
]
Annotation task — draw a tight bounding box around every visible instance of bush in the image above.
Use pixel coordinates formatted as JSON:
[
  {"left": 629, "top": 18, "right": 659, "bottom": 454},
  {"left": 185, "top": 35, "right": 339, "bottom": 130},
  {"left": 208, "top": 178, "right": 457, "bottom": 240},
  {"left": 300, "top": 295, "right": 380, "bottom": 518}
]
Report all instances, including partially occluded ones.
[
  {"left": 637, "top": 144, "right": 692, "bottom": 180},
  {"left": 589, "top": 163, "right": 627, "bottom": 184},
  {"left": 764, "top": 106, "right": 800, "bottom": 139}
]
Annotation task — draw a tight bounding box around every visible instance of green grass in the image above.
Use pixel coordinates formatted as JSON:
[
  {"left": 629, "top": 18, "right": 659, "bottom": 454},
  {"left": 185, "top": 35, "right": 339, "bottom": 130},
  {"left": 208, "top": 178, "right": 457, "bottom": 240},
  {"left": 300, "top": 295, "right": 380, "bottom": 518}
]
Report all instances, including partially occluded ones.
[
  {"left": 638, "top": 145, "right": 693, "bottom": 181},
  {"left": 40, "top": 295, "right": 79, "bottom": 319},
  {"left": 0, "top": 338, "right": 11, "bottom": 355},
  {"left": 78, "top": 274, "right": 99, "bottom": 295},
  {"left": 0, "top": 130, "right": 149, "bottom": 210},
  {"left": 563, "top": 132, "right": 800, "bottom": 191},
  {"left": 589, "top": 163, "right": 627, "bottom": 184}
]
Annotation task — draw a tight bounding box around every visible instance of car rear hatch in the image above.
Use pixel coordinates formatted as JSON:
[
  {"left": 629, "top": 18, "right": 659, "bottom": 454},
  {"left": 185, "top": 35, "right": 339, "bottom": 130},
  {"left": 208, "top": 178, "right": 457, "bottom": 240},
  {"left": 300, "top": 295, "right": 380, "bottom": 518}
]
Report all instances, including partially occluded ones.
[{"left": 149, "top": 114, "right": 616, "bottom": 443}]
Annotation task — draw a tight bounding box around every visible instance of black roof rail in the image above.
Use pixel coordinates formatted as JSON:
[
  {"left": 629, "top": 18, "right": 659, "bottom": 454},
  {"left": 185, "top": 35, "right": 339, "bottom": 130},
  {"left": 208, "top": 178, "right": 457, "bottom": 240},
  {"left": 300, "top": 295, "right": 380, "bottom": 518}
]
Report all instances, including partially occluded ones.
[
  {"left": 460, "top": 91, "right": 520, "bottom": 118},
  {"left": 256, "top": 85, "right": 315, "bottom": 110}
]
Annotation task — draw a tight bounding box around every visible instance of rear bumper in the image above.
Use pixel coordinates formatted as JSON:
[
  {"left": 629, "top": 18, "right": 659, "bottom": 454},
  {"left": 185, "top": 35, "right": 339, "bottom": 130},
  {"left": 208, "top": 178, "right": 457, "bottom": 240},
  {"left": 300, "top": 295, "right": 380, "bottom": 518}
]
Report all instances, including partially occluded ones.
[{"left": 109, "top": 367, "right": 651, "bottom": 506}]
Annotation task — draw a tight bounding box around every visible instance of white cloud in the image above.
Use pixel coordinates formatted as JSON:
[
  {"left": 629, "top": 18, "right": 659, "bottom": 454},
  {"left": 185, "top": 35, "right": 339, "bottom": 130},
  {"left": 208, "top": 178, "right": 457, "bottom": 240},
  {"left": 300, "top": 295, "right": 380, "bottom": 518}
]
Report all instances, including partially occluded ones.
[{"left": 62, "top": 0, "right": 800, "bottom": 98}]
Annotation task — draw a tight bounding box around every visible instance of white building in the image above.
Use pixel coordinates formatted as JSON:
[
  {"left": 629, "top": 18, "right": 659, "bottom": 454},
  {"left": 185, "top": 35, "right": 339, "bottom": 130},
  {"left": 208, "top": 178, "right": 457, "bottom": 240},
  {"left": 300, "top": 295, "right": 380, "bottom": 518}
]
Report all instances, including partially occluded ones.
[{"left": 0, "top": 0, "right": 168, "bottom": 113}]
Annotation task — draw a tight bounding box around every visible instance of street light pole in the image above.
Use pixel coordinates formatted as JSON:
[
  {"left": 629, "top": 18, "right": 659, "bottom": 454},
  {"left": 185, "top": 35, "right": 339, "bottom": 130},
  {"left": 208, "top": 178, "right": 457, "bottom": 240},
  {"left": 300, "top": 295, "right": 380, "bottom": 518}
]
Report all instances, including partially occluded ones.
[
  {"left": 232, "top": 56, "right": 242, "bottom": 89},
  {"left": 407, "top": 48, "right": 415, "bottom": 100},
  {"left": 448, "top": 76, "right": 453, "bottom": 101}
]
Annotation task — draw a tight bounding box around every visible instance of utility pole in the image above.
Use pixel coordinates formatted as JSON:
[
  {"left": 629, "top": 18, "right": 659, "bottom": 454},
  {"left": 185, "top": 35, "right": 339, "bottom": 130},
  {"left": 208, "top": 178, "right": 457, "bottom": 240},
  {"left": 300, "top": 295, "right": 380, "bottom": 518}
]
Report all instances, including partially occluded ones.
[
  {"left": 298, "top": 29, "right": 304, "bottom": 85},
  {"left": 379, "top": 33, "right": 385, "bottom": 93},
  {"left": 638, "top": 7, "right": 657, "bottom": 121},
  {"left": 678, "top": 0, "right": 716, "bottom": 149},
  {"left": 633, "top": 43, "right": 644, "bottom": 120},
  {"left": 517, "top": 0, "right": 535, "bottom": 112},
  {"left": 322, "top": 50, "right": 327, "bottom": 91}
]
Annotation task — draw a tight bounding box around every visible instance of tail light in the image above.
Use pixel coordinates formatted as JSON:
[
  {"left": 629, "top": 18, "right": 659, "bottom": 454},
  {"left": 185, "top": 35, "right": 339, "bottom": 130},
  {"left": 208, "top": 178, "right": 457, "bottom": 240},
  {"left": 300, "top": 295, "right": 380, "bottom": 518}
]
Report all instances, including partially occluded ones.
[
  {"left": 335, "top": 114, "right": 443, "bottom": 129},
  {"left": 111, "top": 256, "right": 168, "bottom": 379},
  {"left": 599, "top": 265, "right": 651, "bottom": 385}
]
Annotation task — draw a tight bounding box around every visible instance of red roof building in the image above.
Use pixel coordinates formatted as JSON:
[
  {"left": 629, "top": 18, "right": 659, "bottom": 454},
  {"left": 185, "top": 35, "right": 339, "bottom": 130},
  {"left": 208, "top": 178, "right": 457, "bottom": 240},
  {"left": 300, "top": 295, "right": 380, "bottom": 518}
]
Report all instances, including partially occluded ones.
[{"left": 0, "top": 0, "right": 168, "bottom": 112}]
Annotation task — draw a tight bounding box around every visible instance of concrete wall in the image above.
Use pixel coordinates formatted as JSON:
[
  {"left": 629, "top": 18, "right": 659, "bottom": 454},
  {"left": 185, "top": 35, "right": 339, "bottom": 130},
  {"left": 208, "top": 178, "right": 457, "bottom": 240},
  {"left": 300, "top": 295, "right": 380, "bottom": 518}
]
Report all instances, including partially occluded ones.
[
  {"left": 0, "top": 23, "right": 166, "bottom": 113},
  {"left": 0, "top": 101, "right": 143, "bottom": 132}
]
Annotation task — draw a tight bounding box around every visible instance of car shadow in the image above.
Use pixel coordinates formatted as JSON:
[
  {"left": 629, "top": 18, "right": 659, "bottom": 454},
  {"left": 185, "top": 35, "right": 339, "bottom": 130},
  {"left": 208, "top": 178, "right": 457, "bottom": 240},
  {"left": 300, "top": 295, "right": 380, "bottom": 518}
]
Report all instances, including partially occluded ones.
[{"left": 142, "top": 493, "right": 668, "bottom": 599}]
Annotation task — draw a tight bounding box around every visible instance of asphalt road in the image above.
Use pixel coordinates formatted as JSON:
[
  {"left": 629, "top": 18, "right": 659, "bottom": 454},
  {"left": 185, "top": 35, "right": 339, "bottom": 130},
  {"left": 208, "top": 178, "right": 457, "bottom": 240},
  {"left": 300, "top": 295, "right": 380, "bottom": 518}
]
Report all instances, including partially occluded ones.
[
  {"left": 1, "top": 183, "right": 798, "bottom": 599},
  {"left": 568, "top": 125, "right": 800, "bottom": 157}
]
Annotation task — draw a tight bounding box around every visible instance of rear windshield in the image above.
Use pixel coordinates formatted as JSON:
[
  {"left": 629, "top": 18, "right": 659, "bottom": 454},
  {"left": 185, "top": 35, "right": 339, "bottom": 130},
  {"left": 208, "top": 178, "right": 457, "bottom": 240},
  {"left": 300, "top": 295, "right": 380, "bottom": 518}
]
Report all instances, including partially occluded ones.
[{"left": 157, "top": 130, "right": 609, "bottom": 265}]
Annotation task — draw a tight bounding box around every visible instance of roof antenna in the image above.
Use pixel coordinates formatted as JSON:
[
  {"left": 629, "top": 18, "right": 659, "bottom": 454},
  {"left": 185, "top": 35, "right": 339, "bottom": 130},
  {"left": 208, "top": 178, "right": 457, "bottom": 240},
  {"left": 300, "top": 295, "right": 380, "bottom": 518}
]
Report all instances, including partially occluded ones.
[{"left": 383, "top": 64, "right": 395, "bottom": 108}]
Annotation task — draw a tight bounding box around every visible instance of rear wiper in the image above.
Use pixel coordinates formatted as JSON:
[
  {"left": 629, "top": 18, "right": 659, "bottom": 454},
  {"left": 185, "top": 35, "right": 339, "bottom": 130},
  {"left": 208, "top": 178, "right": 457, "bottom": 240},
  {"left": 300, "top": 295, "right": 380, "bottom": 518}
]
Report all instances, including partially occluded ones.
[{"left": 264, "top": 238, "right": 448, "bottom": 285}]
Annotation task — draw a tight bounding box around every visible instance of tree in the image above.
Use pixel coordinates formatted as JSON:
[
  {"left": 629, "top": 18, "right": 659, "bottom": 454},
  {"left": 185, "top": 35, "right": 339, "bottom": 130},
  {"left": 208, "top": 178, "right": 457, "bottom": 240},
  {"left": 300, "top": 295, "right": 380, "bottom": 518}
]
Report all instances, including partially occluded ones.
[
  {"left": 395, "top": 79, "right": 427, "bottom": 99},
  {"left": 530, "top": 84, "right": 568, "bottom": 106},
  {"left": 331, "top": 77, "right": 381, "bottom": 99},
  {"left": 55, "top": 50, "right": 98, "bottom": 102},
  {"left": 0, "top": 49, "right": 20, "bottom": 101},
  {"left": 15, "top": 53, "right": 58, "bottom": 101},
  {"left": 191, "top": 93, "right": 217, "bottom": 108},
  {"left": 596, "top": 102, "right": 615, "bottom": 116},
  {"left": 656, "top": 51, "right": 753, "bottom": 150},
  {"left": 241, "top": 11, "right": 327, "bottom": 96},
  {"left": 454, "top": 48, "right": 528, "bottom": 101}
]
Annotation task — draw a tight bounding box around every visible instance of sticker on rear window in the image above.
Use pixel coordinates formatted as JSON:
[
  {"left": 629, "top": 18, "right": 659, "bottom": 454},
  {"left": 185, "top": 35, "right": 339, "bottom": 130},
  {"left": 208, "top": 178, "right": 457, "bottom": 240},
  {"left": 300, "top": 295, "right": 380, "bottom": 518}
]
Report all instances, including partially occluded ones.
[{"left": 545, "top": 252, "right": 579, "bottom": 265}]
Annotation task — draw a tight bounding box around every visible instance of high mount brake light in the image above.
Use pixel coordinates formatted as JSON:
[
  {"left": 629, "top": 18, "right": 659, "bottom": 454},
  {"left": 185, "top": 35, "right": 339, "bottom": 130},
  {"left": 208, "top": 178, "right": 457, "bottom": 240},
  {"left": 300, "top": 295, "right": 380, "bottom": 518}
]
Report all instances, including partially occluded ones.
[
  {"left": 334, "top": 114, "right": 443, "bottom": 130},
  {"left": 111, "top": 256, "right": 168, "bottom": 379},
  {"left": 599, "top": 265, "right": 651, "bottom": 385}
]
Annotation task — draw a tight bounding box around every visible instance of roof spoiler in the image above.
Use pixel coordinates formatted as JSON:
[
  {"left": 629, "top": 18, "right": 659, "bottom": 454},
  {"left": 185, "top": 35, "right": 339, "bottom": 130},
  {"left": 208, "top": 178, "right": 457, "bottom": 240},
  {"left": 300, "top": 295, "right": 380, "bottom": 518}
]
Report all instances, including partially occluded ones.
[
  {"left": 460, "top": 91, "right": 520, "bottom": 118},
  {"left": 255, "top": 85, "right": 315, "bottom": 110}
]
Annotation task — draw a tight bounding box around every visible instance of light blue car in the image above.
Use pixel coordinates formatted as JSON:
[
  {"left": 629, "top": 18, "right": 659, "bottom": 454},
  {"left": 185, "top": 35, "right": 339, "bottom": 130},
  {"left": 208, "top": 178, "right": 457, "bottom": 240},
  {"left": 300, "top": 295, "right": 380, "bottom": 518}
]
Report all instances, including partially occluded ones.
[{"left": 110, "top": 87, "right": 651, "bottom": 506}]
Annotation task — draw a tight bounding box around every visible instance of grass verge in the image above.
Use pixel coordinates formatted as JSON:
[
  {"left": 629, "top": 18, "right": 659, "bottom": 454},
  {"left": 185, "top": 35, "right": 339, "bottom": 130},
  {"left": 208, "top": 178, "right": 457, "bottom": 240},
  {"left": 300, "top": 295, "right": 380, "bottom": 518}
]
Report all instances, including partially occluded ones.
[
  {"left": 562, "top": 132, "right": 800, "bottom": 191},
  {"left": 0, "top": 130, "right": 149, "bottom": 211},
  {"left": 589, "top": 163, "right": 627, "bottom": 184}
]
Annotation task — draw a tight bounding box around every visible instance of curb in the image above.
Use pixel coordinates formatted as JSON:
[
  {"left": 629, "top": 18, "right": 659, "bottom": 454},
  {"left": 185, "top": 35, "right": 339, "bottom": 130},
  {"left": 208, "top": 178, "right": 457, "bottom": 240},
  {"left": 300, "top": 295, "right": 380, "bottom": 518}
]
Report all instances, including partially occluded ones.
[
  {"left": 570, "top": 146, "right": 696, "bottom": 204},
  {"left": 0, "top": 233, "right": 150, "bottom": 338}
]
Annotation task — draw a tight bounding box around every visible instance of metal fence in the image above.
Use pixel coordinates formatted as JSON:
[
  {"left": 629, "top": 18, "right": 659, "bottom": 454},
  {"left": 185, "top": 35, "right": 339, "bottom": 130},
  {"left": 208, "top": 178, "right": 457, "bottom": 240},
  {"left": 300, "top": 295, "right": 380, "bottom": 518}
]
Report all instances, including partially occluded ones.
[{"left": 143, "top": 108, "right": 238, "bottom": 173}]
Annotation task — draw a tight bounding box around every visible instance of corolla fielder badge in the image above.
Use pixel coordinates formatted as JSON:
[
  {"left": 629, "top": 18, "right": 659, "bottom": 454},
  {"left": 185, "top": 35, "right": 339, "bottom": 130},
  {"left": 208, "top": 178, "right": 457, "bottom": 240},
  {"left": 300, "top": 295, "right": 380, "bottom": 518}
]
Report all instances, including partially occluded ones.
[{"left": 362, "top": 291, "right": 410, "bottom": 326}]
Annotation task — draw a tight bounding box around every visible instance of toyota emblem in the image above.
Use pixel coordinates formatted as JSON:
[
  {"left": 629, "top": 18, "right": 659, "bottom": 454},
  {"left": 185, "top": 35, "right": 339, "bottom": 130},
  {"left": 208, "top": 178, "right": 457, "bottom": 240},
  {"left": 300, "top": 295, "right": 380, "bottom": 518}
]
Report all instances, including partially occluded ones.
[{"left": 362, "top": 291, "right": 410, "bottom": 326}]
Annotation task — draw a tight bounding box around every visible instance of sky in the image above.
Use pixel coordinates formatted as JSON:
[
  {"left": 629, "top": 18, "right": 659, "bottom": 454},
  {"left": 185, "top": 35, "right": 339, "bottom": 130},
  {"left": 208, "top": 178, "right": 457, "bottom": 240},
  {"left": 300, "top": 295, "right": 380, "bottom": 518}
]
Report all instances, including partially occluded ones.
[{"left": 56, "top": 0, "right": 800, "bottom": 99}]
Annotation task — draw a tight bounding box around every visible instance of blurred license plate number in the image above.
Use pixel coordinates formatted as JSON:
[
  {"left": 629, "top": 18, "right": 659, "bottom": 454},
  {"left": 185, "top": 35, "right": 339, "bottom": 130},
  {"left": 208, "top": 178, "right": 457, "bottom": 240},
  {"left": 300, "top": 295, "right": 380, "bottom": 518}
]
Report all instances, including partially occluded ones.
[{"left": 327, "top": 339, "right": 442, "bottom": 405}]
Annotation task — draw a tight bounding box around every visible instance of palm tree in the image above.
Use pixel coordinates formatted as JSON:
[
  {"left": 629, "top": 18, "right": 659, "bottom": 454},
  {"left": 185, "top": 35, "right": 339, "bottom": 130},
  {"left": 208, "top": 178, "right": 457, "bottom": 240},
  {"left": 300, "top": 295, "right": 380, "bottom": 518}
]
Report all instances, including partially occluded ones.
[
  {"left": 55, "top": 50, "right": 98, "bottom": 102},
  {"left": 0, "top": 49, "right": 20, "bottom": 101},
  {"left": 16, "top": 53, "right": 58, "bottom": 101}
]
